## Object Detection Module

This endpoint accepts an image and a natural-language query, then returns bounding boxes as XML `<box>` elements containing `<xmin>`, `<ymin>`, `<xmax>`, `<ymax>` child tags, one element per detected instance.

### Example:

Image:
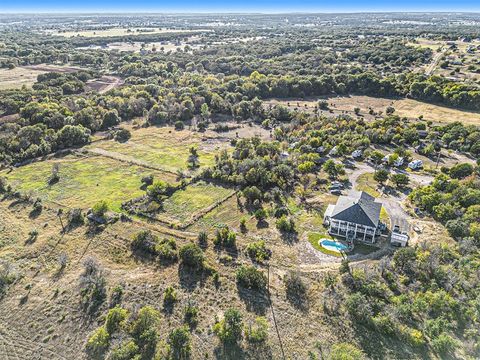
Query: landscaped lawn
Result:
<box><xmin>1</xmin><ymin>154</ymin><xmax>176</xmax><ymax>212</ymax></box>
<box><xmin>355</xmin><ymin>172</ymin><xmax>381</xmax><ymax>198</ymax></box>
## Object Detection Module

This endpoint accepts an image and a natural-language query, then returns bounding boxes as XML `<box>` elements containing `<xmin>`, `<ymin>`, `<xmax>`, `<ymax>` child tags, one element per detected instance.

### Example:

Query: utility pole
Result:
<box><xmin>267</xmin><ymin>263</ymin><xmax>286</xmax><ymax>360</ymax></box>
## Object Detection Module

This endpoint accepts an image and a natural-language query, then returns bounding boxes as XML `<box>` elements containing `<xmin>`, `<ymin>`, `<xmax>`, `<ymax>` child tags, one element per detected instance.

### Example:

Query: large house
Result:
<box><xmin>323</xmin><ymin>191</ymin><xmax>382</xmax><ymax>243</ymax></box>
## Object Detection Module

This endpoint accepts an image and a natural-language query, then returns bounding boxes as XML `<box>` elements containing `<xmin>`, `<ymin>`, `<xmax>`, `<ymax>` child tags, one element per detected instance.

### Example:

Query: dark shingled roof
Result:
<box><xmin>330</xmin><ymin>191</ymin><xmax>381</xmax><ymax>228</ymax></box>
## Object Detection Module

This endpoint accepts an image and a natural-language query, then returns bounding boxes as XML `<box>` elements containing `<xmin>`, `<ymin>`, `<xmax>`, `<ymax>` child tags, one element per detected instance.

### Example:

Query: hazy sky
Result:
<box><xmin>1</xmin><ymin>0</ymin><xmax>480</xmax><ymax>13</ymax></box>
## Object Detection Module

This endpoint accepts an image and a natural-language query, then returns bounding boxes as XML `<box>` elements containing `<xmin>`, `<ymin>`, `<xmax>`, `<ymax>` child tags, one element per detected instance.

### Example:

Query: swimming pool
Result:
<box><xmin>320</xmin><ymin>239</ymin><xmax>348</xmax><ymax>253</ymax></box>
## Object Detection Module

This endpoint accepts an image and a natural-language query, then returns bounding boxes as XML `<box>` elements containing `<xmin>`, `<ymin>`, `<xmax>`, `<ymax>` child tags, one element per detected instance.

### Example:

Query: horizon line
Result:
<box><xmin>1</xmin><ymin>10</ymin><xmax>480</xmax><ymax>14</ymax></box>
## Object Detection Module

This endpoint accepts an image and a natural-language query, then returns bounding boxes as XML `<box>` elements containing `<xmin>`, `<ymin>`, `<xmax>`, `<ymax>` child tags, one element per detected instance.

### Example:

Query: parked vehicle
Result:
<box><xmin>408</xmin><ymin>159</ymin><xmax>423</xmax><ymax>170</ymax></box>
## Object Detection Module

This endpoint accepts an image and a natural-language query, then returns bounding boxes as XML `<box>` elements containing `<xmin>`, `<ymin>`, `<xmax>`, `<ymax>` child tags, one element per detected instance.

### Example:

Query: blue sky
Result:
<box><xmin>1</xmin><ymin>0</ymin><xmax>480</xmax><ymax>13</ymax></box>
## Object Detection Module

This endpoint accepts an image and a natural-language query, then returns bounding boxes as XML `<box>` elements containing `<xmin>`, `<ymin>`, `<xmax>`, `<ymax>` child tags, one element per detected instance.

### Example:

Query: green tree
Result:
<box><xmin>374</xmin><ymin>169</ymin><xmax>389</xmax><ymax>185</ymax></box>
<box><xmin>179</xmin><ymin>243</ymin><xmax>204</xmax><ymax>269</ymax></box>
<box><xmin>168</xmin><ymin>326</ymin><xmax>191</xmax><ymax>359</ymax></box>
<box><xmin>390</xmin><ymin>173</ymin><xmax>409</xmax><ymax>187</ymax></box>
<box><xmin>213</xmin><ymin>308</ymin><xmax>244</xmax><ymax>345</ymax></box>
<box><xmin>245</xmin><ymin>317</ymin><xmax>269</xmax><ymax>344</ymax></box>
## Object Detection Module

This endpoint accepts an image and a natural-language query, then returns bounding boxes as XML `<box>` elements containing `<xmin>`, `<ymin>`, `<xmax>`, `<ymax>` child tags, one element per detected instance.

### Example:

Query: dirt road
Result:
<box><xmin>425</xmin><ymin>46</ymin><xmax>446</xmax><ymax>76</ymax></box>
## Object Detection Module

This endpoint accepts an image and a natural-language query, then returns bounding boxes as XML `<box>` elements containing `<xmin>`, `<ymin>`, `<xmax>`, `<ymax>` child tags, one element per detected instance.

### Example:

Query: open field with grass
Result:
<box><xmin>88</xmin><ymin>125</ymin><xmax>228</xmax><ymax>173</ymax></box>
<box><xmin>161</xmin><ymin>181</ymin><xmax>234</xmax><ymax>223</ymax></box>
<box><xmin>0</xmin><ymin>67</ymin><xmax>46</xmax><ymax>90</ymax></box>
<box><xmin>0</xmin><ymin>64</ymin><xmax>86</xmax><ymax>90</ymax></box>
<box><xmin>1</xmin><ymin>154</ymin><xmax>177</xmax><ymax>212</ymax></box>
<box><xmin>266</xmin><ymin>95</ymin><xmax>480</xmax><ymax>126</ymax></box>
<box><xmin>392</xmin><ymin>98</ymin><xmax>480</xmax><ymax>125</ymax></box>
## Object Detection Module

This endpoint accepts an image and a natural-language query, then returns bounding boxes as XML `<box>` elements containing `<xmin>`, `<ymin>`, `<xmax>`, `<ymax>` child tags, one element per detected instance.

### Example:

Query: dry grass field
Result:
<box><xmin>0</xmin><ymin>67</ymin><xmax>46</xmax><ymax>90</ymax></box>
<box><xmin>0</xmin><ymin>64</ymin><xmax>85</xmax><ymax>90</ymax></box>
<box><xmin>392</xmin><ymin>98</ymin><xmax>480</xmax><ymax>125</ymax></box>
<box><xmin>266</xmin><ymin>95</ymin><xmax>480</xmax><ymax>126</ymax></box>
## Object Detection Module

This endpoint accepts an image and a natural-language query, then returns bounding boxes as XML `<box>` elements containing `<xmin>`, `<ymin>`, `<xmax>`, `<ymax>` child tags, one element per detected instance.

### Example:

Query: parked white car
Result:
<box><xmin>408</xmin><ymin>159</ymin><xmax>423</xmax><ymax>170</ymax></box>
<box><xmin>351</xmin><ymin>149</ymin><xmax>363</xmax><ymax>159</ymax></box>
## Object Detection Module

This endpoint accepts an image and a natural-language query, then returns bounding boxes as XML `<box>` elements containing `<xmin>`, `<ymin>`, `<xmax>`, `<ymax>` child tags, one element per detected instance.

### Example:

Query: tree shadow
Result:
<box><xmin>236</xmin><ymin>285</ymin><xmax>268</xmax><ymax>315</ymax></box>
<box><xmin>279</xmin><ymin>230</ymin><xmax>299</xmax><ymax>245</ymax></box>
<box><xmin>214</xmin><ymin>343</ymin><xmax>246</xmax><ymax>360</ymax></box>
<box><xmin>28</xmin><ymin>206</ymin><xmax>42</xmax><ymax>219</ymax></box>
<box><xmin>256</xmin><ymin>219</ymin><xmax>269</xmax><ymax>229</ymax></box>
<box><xmin>178</xmin><ymin>264</ymin><xmax>208</xmax><ymax>292</ymax></box>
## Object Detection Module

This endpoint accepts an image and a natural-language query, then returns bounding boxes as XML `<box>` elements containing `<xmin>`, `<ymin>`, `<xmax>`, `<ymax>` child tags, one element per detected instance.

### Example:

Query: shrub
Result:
<box><xmin>449</xmin><ymin>163</ymin><xmax>474</xmax><ymax>179</ymax></box>
<box><xmin>276</xmin><ymin>215</ymin><xmax>295</xmax><ymax>233</ymax></box>
<box><xmin>131</xmin><ymin>230</ymin><xmax>159</xmax><ymax>255</ymax></box>
<box><xmin>92</xmin><ymin>200</ymin><xmax>109</xmax><ymax>217</ymax></box>
<box><xmin>329</xmin><ymin>343</ymin><xmax>366</xmax><ymax>360</ymax></box>
<box><xmin>105</xmin><ymin>306</ymin><xmax>128</xmax><ymax>334</ymax></box>
<box><xmin>374</xmin><ymin>169</ymin><xmax>389</xmax><ymax>184</ymax></box>
<box><xmin>147</xmin><ymin>180</ymin><xmax>171</xmax><ymax>201</ymax></box>
<box><xmin>198</xmin><ymin>231</ymin><xmax>208</xmax><ymax>247</ymax></box>
<box><xmin>184</xmin><ymin>304</ymin><xmax>199</xmax><ymax>327</ymax></box>
<box><xmin>245</xmin><ymin>316</ymin><xmax>269</xmax><ymax>343</ymax></box>
<box><xmin>0</xmin><ymin>260</ymin><xmax>17</xmax><ymax>296</ymax></box>
<box><xmin>107</xmin><ymin>340</ymin><xmax>139</xmax><ymax>360</ymax></box>
<box><xmin>141</xmin><ymin>174</ymin><xmax>154</xmax><ymax>187</ymax></box>
<box><xmin>254</xmin><ymin>208</ymin><xmax>267</xmax><ymax>221</ymax></box>
<box><xmin>431</xmin><ymin>333</ymin><xmax>458</xmax><ymax>354</ymax></box>
<box><xmin>86</xmin><ymin>326</ymin><xmax>110</xmax><ymax>356</ymax></box>
<box><xmin>214</xmin><ymin>226</ymin><xmax>236</xmax><ymax>248</ymax></box>
<box><xmin>0</xmin><ymin>177</ymin><xmax>7</xmax><ymax>193</ymax></box>
<box><xmin>174</xmin><ymin>121</ymin><xmax>184</xmax><ymax>130</ymax></box>
<box><xmin>213</xmin><ymin>308</ymin><xmax>243</xmax><ymax>344</ymax></box>
<box><xmin>114</xmin><ymin>128</ymin><xmax>131</xmax><ymax>142</ymax></box>
<box><xmin>245</xmin><ymin>240</ymin><xmax>271</xmax><ymax>263</ymax></box>
<box><xmin>390</xmin><ymin>173</ymin><xmax>410</xmax><ymax>187</ymax></box>
<box><xmin>156</xmin><ymin>238</ymin><xmax>178</xmax><ymax>262</ymax></box>
<box><xmin>163</xmin><ymin>286</ymin><xmax>177</xmax><ymax>306</ymax></box>
<box><xmin>79</xmin><ymin>257</ymin><xmax>106</xmax><ymax>315</ymax></box>
<box><xmin>67</xmin><ymin>208</ymin><xmax>84</xmax><ymax>227</ymax></box>
<box><xmin>345</xmin><ymin>293</ymin><xmax>374</xmax><ymax>324</ymax></box>
<box><xmin>130</xmin><ymin>306</ymin><xmax>160</xmax><ymax>355</ymax></box>
<box><xmin>168</xmin><ymin>326</ymin><xmax>191</xmax><ymax>359</ymax></box>
<box><xmin>236</xmin><ymin>265</ymin><xmax>267</xmax><ymax>290</ymax></box>
<box><xmin>179</xmin><ymin>243</ymin><xmax>204</xmax><ymax>269</ymax></box>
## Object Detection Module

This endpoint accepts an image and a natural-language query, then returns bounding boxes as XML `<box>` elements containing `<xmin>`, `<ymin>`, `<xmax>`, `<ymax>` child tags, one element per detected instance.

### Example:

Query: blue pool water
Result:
<box><xmin>320</xmin><ymin>239</ymin><xmax>348</xmax><ymax>253</ymax></box>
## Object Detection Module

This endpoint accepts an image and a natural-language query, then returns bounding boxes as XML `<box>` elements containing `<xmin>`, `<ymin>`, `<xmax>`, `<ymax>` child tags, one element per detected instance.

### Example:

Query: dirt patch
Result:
<box><xmin>85</xmin><ymin>76</ymin><xmax>124</xmax><ymax>93</ymax></box>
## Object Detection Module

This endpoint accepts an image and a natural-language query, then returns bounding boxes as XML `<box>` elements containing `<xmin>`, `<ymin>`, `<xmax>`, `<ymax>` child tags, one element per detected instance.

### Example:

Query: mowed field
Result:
<box><xmin>86</xmin><ymin>125</ymin><xmax>228</xmax><ymax>173</ymax></box>
<box><xmin>1</xmin><ymin>154</ymin><xmax>177</xmax><ymax>212</ymax></box>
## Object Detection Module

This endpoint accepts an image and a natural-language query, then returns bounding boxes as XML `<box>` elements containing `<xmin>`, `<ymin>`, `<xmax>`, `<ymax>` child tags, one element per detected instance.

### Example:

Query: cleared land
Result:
<box><xmin>87</xmin><ymin>125</ymin><xmax>227</xmax><ymax>173</ymax></box>
<box><xmin>0</xmin><ymin>67</ymin><xmax>46</xmax><ymax>90</ymax></box>
<box><xmin>392</xmin><ymin>98</ymin><xmax>480</xmax><ymax>126</ymax></box>
<box><xmin>161</xmin><ymin>181</ymin><xmax>234</xmax><ymax>223</ymax></box>
<box><xmin>266</xmin><ymin>95</ymin><xmax>480</xmax><ymax>126</ymax></box>
<box><xmin>0</xmin><ymin>64</ymin><xmax>85</xmax><ymax>90</ymax></box>
<box><xmin>1</xmin><ymin>154</ymin><xmax>177</xmax><ymax>212</ymax></box>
